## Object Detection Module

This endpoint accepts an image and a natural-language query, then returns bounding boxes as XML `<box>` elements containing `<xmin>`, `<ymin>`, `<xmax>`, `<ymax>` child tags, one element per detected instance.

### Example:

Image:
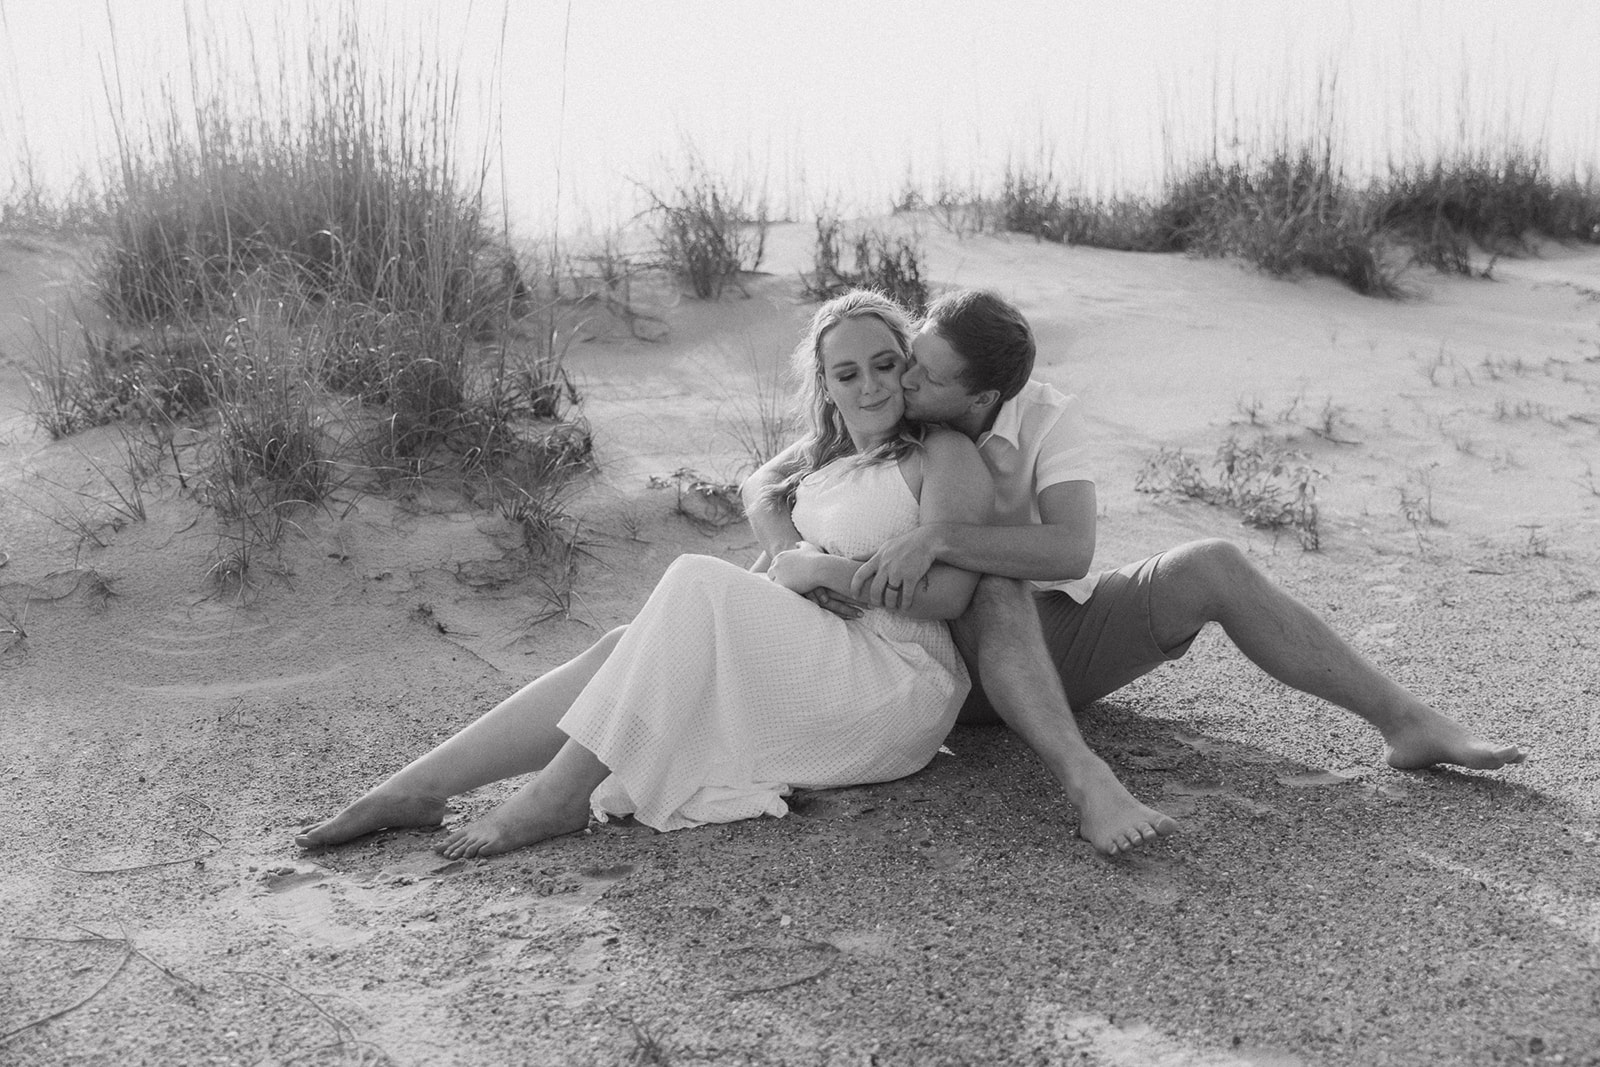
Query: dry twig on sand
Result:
<box><xmin>225</xmin><ymin>969</ymin><xmax>395</xmax><ymax>1066</ymax></box>
<box><xmin>1</xmin><ymin>936</ymin><xmax>135</xmax><ymax>1043</ymax></box>
<box><xmin>55</xmin><ymin>849</ymin><xmax>216</xmax><ymax>875</ymax></box>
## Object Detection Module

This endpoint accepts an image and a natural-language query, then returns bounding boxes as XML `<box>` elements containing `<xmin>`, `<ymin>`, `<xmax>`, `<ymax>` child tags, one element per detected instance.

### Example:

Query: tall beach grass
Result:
<box><xmin>903</xmin><ymin>112</ymin><xmax>1599</xmax><ymax>297</ymax></box>
<box><xmin>14</xmin><ymin>7</ymin><xmax>591</xmax><ymax>583</ymax></box>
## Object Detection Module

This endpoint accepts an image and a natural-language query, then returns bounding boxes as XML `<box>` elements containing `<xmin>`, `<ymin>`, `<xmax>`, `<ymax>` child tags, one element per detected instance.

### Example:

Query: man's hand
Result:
<box><xmin>851</xmin><ymin>527</ymin><xmax>937</xmax><ymax>612</ymax></box>
<box><xmin>806</xmin><ymin>588</ymin><xmax>867</xmax><ymax>620</ymax></box>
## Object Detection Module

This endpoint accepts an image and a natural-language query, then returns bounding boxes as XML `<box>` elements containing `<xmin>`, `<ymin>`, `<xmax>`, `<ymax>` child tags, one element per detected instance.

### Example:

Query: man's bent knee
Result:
<box><xmin>1150</xmin><ymin>539</ymin><xmax>1260</xmax><ymax>646</ymax></box>
<box><xmin>967</xmin><ymin>574</ymin><xmax>1033</xmax><ymax>619</ymax></box>
<box><xmin>1156</xmin><ymin>539</ymin><xmax>1257</xmax><ymax>603</ymax></box>
<box><xmin>953</xmin><ymin>575</ymin><xmax>1034</xmax><ymax>648</ymax></box>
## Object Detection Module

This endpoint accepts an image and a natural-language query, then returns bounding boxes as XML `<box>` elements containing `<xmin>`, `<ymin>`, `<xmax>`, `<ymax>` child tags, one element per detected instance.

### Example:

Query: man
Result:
<box><xmin>743</xmin><ymin>289</ymin><xmax>1525</xmax><ymax>855</ymax></box>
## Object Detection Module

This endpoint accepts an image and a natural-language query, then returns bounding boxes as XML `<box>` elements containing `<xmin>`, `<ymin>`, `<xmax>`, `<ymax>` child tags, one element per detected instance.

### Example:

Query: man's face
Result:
<box><xmin>902</xmin><ymin>324</ymin><xmax>978</xmax><ymax>423</ymax></box>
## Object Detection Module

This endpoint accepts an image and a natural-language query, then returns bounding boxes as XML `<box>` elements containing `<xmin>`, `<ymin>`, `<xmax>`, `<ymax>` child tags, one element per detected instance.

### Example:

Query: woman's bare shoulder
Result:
<box><xmin>921</xmin><ymin>426</ymin><xmax>985</xmax><ymax>469</ymax></box>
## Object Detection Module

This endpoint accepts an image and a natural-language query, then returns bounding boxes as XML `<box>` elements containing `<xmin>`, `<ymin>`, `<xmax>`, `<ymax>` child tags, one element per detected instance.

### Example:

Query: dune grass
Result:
<box><xmin>1374</xmin><ymin>148</ymin><xmax>1600</xmax><ymax>274</ymax></box>
<box><xmin>642</xmin><ymin>149</ymin><xmax>770</xmax><ymax>300</ymax></box>
<box><xmin>802</xmin><ymin>212</ymin><xmax>930</xmax><ymax>315</ymax></box>
<box><xmin>15</xmin><ymin>10</ymin><xmax>591</xmax><ymax>587</ymax></box>
<box><xmin>909</xmin><ymin>137</ymin><xmax>1600</xmax><ymax>297</ymax></box>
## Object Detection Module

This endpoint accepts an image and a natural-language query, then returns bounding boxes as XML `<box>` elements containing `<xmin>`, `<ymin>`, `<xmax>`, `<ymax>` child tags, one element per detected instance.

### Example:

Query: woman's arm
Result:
<box><xmin>740</xmin><ymin>441</ymin><xmax>807</xmax><ymax>563</ymax></box>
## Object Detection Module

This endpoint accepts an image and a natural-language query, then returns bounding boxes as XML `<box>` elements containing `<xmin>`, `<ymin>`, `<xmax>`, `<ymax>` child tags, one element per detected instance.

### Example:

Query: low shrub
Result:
<box><xmin>643</xmin><ymin>152</ymin><xmax>769</xmax><ymax>299</ymax></box>
<box><xmin>1375</xmin><ymin>149</ymin><xmax>1600</xmax><ymax>275</ymax></box>
<box><xmin>803</xmin><ymin>214</ymin><xmax>930</xmax><ymax>315</ymax></box>
<box><xmin>1136</xmin><ymin>434</ymin><xmax>1324</xmax><ymax>550</ymax></box>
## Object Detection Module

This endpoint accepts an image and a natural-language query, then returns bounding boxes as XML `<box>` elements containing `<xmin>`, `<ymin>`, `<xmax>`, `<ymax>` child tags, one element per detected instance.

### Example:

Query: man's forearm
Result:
<box><xmin>926</xmin><ymin>522</ymin><xmax>1094</xmax><ymax>584</ymax></box>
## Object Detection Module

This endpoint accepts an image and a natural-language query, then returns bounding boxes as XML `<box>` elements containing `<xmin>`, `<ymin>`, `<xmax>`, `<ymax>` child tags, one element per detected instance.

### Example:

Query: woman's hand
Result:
<box><xmin>768</xmin><ymin>542</ymin><xmax>827</xmax><ymax>594</ymax></box>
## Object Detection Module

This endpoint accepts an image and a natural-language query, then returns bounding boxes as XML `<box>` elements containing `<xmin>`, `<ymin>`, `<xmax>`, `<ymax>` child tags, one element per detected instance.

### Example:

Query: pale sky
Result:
<box><xmin>3</xmin><ymin>0</ymin><xmax>1597</xmax><ymax>233</ymax></box>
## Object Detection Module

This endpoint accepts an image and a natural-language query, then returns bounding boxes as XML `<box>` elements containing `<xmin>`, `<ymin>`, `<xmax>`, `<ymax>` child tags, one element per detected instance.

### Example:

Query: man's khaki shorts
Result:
<box><xmin>957</xmin><ymin>552</ymin><xmax>1199</xmax><ymax>721</ymax></box>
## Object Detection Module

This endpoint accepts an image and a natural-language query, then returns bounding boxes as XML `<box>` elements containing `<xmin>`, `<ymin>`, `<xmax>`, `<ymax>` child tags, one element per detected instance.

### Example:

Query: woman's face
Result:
<box><xmin>818</xmin><ymin>315</ymin><xmax>906</xmax><ymax>445</ymax></box>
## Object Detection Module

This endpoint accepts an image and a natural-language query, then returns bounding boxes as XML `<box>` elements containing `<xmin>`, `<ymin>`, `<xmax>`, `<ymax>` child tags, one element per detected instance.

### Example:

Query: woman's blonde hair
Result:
<box><xmin>762</xmin><ymin>289</ymin><xmax>924</xmax><ymax>508</ymax></box>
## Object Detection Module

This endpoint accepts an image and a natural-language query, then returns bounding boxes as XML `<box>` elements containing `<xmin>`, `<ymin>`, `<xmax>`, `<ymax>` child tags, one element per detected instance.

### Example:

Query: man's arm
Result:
<box><xmin>851</xmin><ymin>480</ymin><xmax>1096</xmax><ymax>604</ymax></box>
<box><xmin>771</xmin><ymin>430</ymin><xmax>992</xmax><ymax>621</ymax></box>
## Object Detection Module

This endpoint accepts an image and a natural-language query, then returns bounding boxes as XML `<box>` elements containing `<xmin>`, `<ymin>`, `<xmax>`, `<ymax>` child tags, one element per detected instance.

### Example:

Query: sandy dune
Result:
<box><xmin>1</xmin><ymin>223</ymin><xmax>1597</xmax><ymax>1065</ymax></box>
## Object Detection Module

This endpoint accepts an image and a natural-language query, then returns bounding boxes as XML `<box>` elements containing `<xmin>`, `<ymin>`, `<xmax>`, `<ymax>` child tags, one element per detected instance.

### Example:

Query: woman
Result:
<box><xmin>296</xmin><ymin>290</ymin><xmax>993</xmax><ymax>858</ymax></box>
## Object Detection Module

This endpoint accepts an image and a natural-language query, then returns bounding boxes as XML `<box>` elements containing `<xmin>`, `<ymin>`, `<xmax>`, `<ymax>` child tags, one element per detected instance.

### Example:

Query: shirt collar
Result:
<box><xmin>976</xmin><ymin>394</ymin><xmax>1025</xmax><ymax>451</ymax></box>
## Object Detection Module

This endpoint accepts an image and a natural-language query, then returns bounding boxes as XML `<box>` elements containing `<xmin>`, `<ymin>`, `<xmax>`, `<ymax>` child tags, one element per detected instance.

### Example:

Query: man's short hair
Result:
<box><xmin>922</xmin><ymin>289</ymin><xmax>1035</xmax><ymax>404</ymax></box>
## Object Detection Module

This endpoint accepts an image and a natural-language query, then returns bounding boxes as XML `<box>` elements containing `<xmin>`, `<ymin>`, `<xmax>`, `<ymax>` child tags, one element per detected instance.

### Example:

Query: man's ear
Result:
<box><xmin>967</xmin><ymin>388</ymin><xmax>1002</xmax><ymax>416</ymax></box>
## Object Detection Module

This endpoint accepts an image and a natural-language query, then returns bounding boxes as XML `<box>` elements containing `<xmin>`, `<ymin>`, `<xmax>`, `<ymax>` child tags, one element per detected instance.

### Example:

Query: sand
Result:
<box><xmin>1</xmin><ymin>221</ymin><xmax>1597</xmax><ymax>1066</ymax></box>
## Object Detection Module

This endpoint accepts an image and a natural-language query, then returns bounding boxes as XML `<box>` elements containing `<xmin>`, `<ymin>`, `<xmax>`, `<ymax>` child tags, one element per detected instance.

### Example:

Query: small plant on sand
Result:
<box><xmin>1518</xmin><ymin>524</ymin><xmax>1549</xmax><ymax>558</ymax></box>
<box><xmin>1398</xmin><ymin>463</ymin><xmax>1443</xmax><ymax>552</ymax></box>
<box><xmin>923</xmin><ymin>175</ymin><xmax>991</xmax><ymax>238</ymax></box>
<box><xmin>1136</xmin><ymin>435</ymin><xmax>1323</xmax><ymax>549</ymax></box>
<box><xmin>802</xmin><ymin>213</ymin><xmax>931</xmax><ymax>315</ymax></box>
<box><xmin>21</xmin><ymin>441</ymin><xmax>150</xmax><ymax>559</ymax></box>
<box><xmin>643</xmin><ymin>149</ymin><xmax>770</xmax><ymax>300</ymax></box>
<box><xmin>649</xmin><ymin>468</ymin><xmax>745</xmax><ymax>530</ymax></box>
<box><xmin>0</xmin><ymin>599</ymin><xmax>26</xmax><ymax>665</ymax></box>
<box><xmin>1579</xmin><ymin>463</ymin><xmax>1600</xmax><ymax>499</ymax></box>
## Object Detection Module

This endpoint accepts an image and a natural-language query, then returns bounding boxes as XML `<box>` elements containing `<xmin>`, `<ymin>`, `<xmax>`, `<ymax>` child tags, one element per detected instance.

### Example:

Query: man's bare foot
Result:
<box><xmin>1384</xmin><ymin>712</ymin><xmax>1526</xmax><ymax>771</ymax></box>
<box><xmin>436</xmin><ymin>787</ymin><xmax>590</xmax><ymax>860</ymax></box>
<box><xmin>1068</xmin><ymin>756</ymin><xmax>1180</xmax><ymax>856</ymax></box>
<box><xmin>294</xmin><ymin>790</ymin><xmax>447</xmax><ymax>848</ymax></box>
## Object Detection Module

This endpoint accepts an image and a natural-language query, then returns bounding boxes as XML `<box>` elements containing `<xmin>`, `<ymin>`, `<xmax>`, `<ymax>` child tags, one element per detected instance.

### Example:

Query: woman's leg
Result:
<box><xmin>436</xmin><ymin>737</ymin><xmax>612</xmax><ymax>859</ymax></box>
<box><xmin>295</xmin><ymin>626</ymin><xmax>627</xmax><ymax>847</ymax></box>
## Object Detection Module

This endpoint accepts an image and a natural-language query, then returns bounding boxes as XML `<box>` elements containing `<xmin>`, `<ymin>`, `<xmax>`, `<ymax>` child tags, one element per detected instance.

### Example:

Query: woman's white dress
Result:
<box><xmin>558</xmin><ymin>455</ymin><xmax>970</xmax><ymax>831</ymax></box>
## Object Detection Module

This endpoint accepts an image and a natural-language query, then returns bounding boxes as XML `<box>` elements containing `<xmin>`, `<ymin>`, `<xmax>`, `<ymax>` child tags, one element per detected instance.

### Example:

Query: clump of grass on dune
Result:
<box><xmin>643</xmin><ymin>148</ymin><xmax>770</xmax><ymax>300</ymax></box>
<box><xmin>0</xmin><ymin>158</ymin><xmax>110</xmax><ymax>235</ymax></box>
<box><xmin>1155</xmin><ymin>144</ymin><xmax>1398</xmax><ymax>296</ymax></box>
<box><xmin>1375</xmin><ymin>147</ymin><xmax>1600</xmax><ymax>274</ymax></box>
<box><xmin>23</xmin><ymin>10</ymin><xmax>592</xmax><ymax>584</ymax></box>
<box><xmin>995</xmin><ymin>159</ymin><xmax>1165</xmax><ymax>251</ymax></box>
<box><xmin>976</xmin><ymin>130</ymin><xmax>1396</xmax><ymax>294</ymax></box>
<box><xmin>914</xmin><ymin>129</ymin><xmax>1599</xmax><ymax>298</ymax></box>
<box><xmin>803</xmin><ymin>212</ymin><xmax>930</xmax><ymax>315</ymax></box>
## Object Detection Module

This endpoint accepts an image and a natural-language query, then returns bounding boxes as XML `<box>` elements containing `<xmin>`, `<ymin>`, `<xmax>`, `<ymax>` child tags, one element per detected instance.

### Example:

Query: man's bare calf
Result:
<box><xmin>1148</xmin><ymin>539</ymin><xmax>1526</xmax><ymax>772</ymax></box>
<box><xmin>956</xmin><ymin>576</ymin><xmax>1179</xmax><ymax>857</ymax></box>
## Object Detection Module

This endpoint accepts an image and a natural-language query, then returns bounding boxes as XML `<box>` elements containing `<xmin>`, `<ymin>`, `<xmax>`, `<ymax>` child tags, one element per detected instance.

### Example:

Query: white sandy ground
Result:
<box><xmin>0</xmin><ymin>221</ymin><xmax>1597</xmax><ymax>1066</ymax></box>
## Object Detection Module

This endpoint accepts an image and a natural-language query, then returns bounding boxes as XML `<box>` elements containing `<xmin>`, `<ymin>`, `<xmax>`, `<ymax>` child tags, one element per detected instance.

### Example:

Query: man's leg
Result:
<box><xmin>953</xmin><ymin>575</ymin><xmax>1178</xmax><ymax>855</ymax></box>
<box><xmin>1146</xmin><ymin>539</ymin><xmax>1524</xmax><ymax>769</ymax></box>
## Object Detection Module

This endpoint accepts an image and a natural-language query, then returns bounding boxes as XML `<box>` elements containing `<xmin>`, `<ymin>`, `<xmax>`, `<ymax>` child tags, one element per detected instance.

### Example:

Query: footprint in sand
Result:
<box><xmin>1115</xmin><ymin>851</ymin><xmax>1186</xmax><ymax>905</ymax></box>
<box><xmin>1162</xmin><ymin>779</ymin><xmax>1274</xmax><ymax>818</ymax></box>
<box><xmin>471</xmin><ymin>862</ymin><xmax>635</xmax><ymax>935</ymax></box>
<box><xmin>1276</xmin><ymin>769</ymin><xmax>1353</xmax><ymax>788</ymax></box>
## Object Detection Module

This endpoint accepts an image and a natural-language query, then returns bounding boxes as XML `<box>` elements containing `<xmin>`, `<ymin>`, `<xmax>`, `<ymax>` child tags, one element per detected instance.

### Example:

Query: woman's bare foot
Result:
<box><xmin>1384</xmin><ymin>712</ymin><xmax>1526</xmax><ymax>771</ymax></box>
<box><xmin>436</xmin><ymin>786</ymin><xmax>591</xmax><ymax>860</ymax></box>
<box><xmin>1068</xmin><ymin>756</ymin><xmax>1180</xmax><ymax>856</ymax></box>
<box><xmin>294</xmin><ymin>790</ymin><xmax>447</xmax><ymax>848</ymax></box>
